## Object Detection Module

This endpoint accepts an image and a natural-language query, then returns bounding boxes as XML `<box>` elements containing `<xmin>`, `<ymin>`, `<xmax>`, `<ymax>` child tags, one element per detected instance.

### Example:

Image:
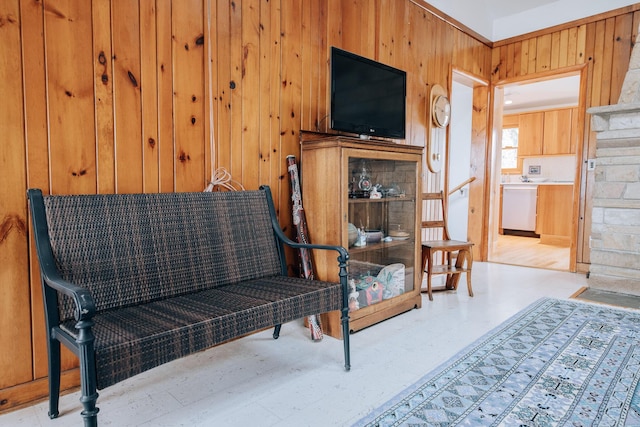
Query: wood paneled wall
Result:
<box><xmin>2</xmin><ymin>0</ymin><xmax>637</xmax><ymax>412</ymax></box>
<box><xmin>491</xmin><ymin>4</ymin><xmax>640</xmax><ymax>270</ymax></box>
<box><xmin>0</xmin><ymin>0</ymin><xmax>492</xmax><ymax>411</ymax></box>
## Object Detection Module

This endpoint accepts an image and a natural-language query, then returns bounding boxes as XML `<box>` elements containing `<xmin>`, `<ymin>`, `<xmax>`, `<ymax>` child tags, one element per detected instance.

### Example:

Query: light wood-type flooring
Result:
<box><xmin>491</xmin><ymin>234</ymin><xmax>570</xmax><ymax>271</ymax></box>
<box><xmin>0</xmin><ymin>263</ymin><xmax>587</xmax><ymax>427</ymax></box>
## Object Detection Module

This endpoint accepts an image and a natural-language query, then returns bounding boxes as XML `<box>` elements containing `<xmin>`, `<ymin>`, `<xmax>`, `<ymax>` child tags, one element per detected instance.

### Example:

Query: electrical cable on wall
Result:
<box><xmin>204</xmin><ymin>167</ymin><xmax>245</xmax><ymax>192</ymax></box>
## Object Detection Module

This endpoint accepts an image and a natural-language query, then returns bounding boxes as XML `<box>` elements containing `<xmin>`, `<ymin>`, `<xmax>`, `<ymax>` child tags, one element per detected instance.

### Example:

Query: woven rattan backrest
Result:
<box><xmin>43</xmin><ymin>190</ymin><xmax>282</xmax><ymax>321</ymax></box>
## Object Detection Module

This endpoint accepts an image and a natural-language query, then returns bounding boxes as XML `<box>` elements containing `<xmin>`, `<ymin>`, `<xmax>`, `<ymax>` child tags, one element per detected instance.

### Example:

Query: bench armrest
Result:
<box><xmin>260</xmin><ymin>186</ymin><xmax>349</xmax><ymax>266</ymax></box>
<box><xmin>42</xmin><ymin>275</ymin><xmax>97</xmax><ymax>322</ymax></box>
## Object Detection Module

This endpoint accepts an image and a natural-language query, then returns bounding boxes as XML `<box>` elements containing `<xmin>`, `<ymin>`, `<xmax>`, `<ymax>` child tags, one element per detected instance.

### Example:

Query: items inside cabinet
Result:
<box><xmin>346</xmin><ymin>157</ymin><xmax>416</xmax><ymax>312</ymax></box>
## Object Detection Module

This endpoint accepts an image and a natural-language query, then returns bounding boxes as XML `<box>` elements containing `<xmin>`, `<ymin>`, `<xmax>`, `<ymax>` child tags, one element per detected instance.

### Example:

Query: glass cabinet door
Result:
<box><xmin>346</xmin><ymin>156</ymin><xmax>417</xmax><ymax>312</ymax></box>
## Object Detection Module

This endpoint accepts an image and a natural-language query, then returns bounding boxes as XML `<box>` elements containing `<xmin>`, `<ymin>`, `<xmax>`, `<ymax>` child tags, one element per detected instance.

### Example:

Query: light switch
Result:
<box><xmin>587</xmin><ymin>159</ymin><xmax>596</xmax><ymax>171</ymax></box>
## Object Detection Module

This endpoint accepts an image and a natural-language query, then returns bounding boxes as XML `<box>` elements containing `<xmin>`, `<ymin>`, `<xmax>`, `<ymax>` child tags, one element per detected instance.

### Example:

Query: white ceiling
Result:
<box><xmin>502</xmin><ymin>75</ymin><xmax>580</xmax><ymax>113</ymax></box>
<box><xmin>426</xmin><ymin>0</ymin><xmax>639</xmax><ymax>41</ymax></box>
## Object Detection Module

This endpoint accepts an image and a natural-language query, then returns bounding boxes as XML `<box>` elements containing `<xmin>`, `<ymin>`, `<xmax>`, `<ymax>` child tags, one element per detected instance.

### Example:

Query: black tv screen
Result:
<box><xmin>330</xmin><ymin>47</ymin><xmax>406</xmax><ymax>139</ymax></box>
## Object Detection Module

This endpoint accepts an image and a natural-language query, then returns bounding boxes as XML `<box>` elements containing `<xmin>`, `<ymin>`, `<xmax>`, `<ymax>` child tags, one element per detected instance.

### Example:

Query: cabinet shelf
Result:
<box><xmin>300</xmin><ymin>131</ymin><xmax>423</xmax><ymax>338</ymax></box>
<box><xmin>348</xmin><ymin>239</ymin><xmax>414</xmax><ymax>255</ymax></box>
<box><xmin>348</xmin><ymin>197</ymin><xmax>415</xmax><ymax>204</ymax></box>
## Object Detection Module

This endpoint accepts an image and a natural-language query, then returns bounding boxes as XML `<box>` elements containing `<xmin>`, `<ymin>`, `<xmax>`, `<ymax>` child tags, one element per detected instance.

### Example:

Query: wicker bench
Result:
<box><xmin>27</xmin><ymin>186</ymin><xmax>350</xmax><ymax>427</ymax></box>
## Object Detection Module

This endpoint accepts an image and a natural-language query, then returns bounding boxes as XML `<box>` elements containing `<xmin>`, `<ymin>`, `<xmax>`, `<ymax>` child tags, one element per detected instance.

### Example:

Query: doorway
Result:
<box><xmin>488</xmin><ymin>73</ymin><xmax>581</xmax><ymax>271</ymax></box>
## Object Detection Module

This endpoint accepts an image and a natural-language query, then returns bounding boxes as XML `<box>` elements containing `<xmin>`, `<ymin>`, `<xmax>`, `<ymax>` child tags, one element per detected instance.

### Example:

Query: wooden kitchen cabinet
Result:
<box><xmin>535</xmin><ymin>184</ymin><xmax>573</xmax><ymax>246</ymax></box>
<box><xmin>543</xmin><ymin>108</ymin><xmax>575</xmax><ymax>155</ymax></box>
<box><xmin>300</xmin><ymin>132</ymin><xmax>423</xmax><ymax>338</ymax></box>
<box><xmin>514</xmin><ymin>107</ymin><xmax>577</xmax><ymax>157</ymax></box>
<box><xmin>517</xmin><ymin>111</ymin><xmax>544</xmax><ymax>156</ymax></box>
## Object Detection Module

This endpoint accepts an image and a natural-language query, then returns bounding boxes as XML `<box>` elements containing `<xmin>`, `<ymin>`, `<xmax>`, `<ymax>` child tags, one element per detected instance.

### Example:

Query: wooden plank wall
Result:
<box><xmin>491</xmin><ymin>5</ymin><xmax>640</xmax><ymax>271</ymax></box>
<box><xmin>0</xmin><ymin>0</ymin><xmax>491</xmax><ymax>411</ymax></box>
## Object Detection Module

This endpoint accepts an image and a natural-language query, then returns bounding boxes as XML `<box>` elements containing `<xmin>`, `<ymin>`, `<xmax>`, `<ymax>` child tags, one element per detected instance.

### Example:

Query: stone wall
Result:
<box><xmin>588</xmin><ymin>103</ymin><xmax>640</xmax><ymax>295</ymax></box>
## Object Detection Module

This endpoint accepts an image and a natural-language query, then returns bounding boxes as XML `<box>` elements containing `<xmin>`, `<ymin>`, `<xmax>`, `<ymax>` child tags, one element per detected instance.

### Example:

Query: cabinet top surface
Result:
<box><xmin>300</xmin><ymin>131</ymin><xmax>423</xmax><ymax>155</ymax></box>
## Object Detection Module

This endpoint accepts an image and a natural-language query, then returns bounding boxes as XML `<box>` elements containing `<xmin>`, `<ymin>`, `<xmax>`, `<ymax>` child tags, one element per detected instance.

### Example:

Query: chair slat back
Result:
<box><xmin>421</xmin><ymin>191</ymin><xmax>451</xmax><ymax>241</ymax></box>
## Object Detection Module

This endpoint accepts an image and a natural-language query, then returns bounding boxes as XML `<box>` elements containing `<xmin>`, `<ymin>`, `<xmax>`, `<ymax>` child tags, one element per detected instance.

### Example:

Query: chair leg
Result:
<box><xmin>426</xmin><ymin>250</ymin><xmax>434</xmax><ymax>301</ymax></box>
<box><xmin>445</xmin><ymin>252</ymin><xmax>455</xmax><ymax>290</ymax></box>
<box><xmin>420</xmin><ymin>247</ymin><xmax>434</xmax><ymax>301</ymax></box>
<box><xmin>448</xmin><ymin>251</ymin><xmax>463</xmax><ymax>290</ymax></box>
<box><xmin>465</xmin><ymin>249</ymin><xmax>474</xmax><ymax>297</ymax></box>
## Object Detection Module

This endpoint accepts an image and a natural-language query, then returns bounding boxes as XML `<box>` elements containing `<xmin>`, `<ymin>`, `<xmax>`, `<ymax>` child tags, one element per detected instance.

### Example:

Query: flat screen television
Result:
<box><xmin>330</xmin><ymin>47</ymin><xmax>406</xmax><ymax>139</ymax></box>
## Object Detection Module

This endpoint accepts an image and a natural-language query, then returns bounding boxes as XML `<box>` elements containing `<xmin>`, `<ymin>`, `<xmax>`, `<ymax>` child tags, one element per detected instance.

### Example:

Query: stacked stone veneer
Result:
<box><xmin>588</xmin><ymin>104</ymin><xmax>640</xmax><ymax>295</ymax></box>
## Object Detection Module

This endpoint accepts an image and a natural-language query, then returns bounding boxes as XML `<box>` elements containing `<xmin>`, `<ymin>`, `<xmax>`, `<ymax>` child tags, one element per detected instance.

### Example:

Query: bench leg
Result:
<box><xmin>341</xmin><ymin>307</ymin><xmax>351</xmax><ymax>371</ymax></box>
<box><xmin>47</xmin><ymin>337</ymin><xmax>61</xmax><ymax>419</ymax></box>
<box><xmin>273</xmin><ymin>324</ymin><xmax>281</xmax><ymax>339</ymax></box>
<box><xmin>76</xmin><ymin>319</ymin><xmax>99</xmax><ymax>427</ymax></box>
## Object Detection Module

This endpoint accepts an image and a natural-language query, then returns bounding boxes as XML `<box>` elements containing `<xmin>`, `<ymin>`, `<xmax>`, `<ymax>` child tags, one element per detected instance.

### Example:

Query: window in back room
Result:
<box><xmin>501</xmin><ymin>115</ymin><xmax>520</xmax><ymax>173</ymax></box>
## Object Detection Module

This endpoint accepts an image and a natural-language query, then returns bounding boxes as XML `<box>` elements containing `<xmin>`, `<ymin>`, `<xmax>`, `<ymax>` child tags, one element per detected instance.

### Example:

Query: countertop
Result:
<box><xmin>501</xmin><ymin>181</ymin><xmax>573</xmax><ymax>186</ymax></box>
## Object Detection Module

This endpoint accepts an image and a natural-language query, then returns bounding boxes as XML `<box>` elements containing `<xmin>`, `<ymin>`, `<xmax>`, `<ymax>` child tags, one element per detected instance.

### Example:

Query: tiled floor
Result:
<box><xmin>0</xmin><ymin>263</ymin><xmax>592</xmax><ymax>427</ymax></box>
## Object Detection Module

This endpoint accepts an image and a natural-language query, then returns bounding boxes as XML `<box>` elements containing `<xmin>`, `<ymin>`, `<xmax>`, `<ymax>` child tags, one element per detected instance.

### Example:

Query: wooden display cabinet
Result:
<box><xmin>300</xmin><ymin>132</ymin><xmax>423</xmax><ymax>338</ymax></box>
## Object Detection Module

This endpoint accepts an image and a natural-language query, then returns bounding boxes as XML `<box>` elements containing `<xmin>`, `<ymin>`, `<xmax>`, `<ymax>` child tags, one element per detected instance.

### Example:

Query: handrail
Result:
<box><xmin>448</xmin><ymin>176</ymin><xmax>476</xmax><ymax>195</ymax></box>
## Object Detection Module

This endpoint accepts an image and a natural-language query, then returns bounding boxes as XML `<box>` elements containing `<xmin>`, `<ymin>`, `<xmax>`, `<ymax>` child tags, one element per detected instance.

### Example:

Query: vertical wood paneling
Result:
<box><xmin>575</xmin><ymin>25</ymin><xmax>587</xmax><ymax>65</ymax></box>
<box><xmin>377</xmin><ymin>0</ymin><xmax>406</xmax><ymax>71</ymax></box>
<box><xmin>566</xmin><ymin>27</ymin><xmax>578</xmax><ymax>66</ymax></box>
<box><xmin>140</xmin><ymin>0</ymin><xmax>159</xmax><ymax>193</ymax></box>
<box><xmin>214</xmin><ymin>0</ymin><xmax>231</xmax><ymax>174</ymax></box>
<box><xmin>557</xmin><ymin>29</ymin><xmax>569</xmax><ymax>68</ymax></box>
<box><xmin>550</xmin><ymin>31</ymin><xmax>561</xmax><ymax>69</ymax></box>
<box><xmin>204</xmin><ymin>0</ymin><xmax>216</xmax><ymax>185</ymax></box>
<box><xmin>519</xmin><ymin>40</ymin><xmax>529</xmax><ymax>77</ymax></box>
<box><xmin>45</xmin><ymin>0</ymin><xmax>96</xmax><ymax>195</ymax></box>
<box><xmin>612</xmin><ymin>14</ymin><xmax>634</xmax><ymax>104</ymax></box>
<box><xmin>93</xmin><ymin>0</ymin><xmax>116</xmax><ymax>194</ymax></box>
<box><xmin>536</xmin><ymin>33</ymin><xmax>551</xmax><ymax>73</ymax></box>
<box><xmin>600</xmin><ymin>18</ymin><xmax>616</xmax><ymax>106</ymax></box>
<box><xmin>527</xmin><ymin>38</ymin><xmax>537</xmax><ymax>74</ymax></box>
<box><xmin>228</xmin><ymin>0</ymin><xmax>244</xmax><ymax>184</ymax></box>
<box><xmin>280</xmin><ymin>0</ymin><xmax>303</xmax><ymax>215</ymax></box>
<box><xmin>265</xmin><ymin>0</ymin><xmax>282</xmax><ymax>194</ymax></box>
<box><xmin>512</xmin><ymin>41</ymin><xmax>522</xmax><ymax>76</ymax></box>
<box><xmin>240</xmin><ymin>0</ymin><xmax>260</xmax><ymax>189</ymax></box>
<box><xmin>405</xmin><ymin>4</ymin><xmax>428</xmax><ymax>147</ymax></box>
<box><xmin>0</xmin><ymin>0</ymin><xmax>31</xmax><ymax>390</ymax></box>
<box><xmin>173</xmin><ymin>0</ymin><xmax>206</xmax><ymax>191</ymax></box>
<box><xmin>157</xmin><ymin>0</ymin><xmax>175</xmax><ymax>192</ymax></box>
<box><xmin>112</xmin><ymin>1</ymin><xmax>143</xmax><ymax>193</ymax></box>
<box><xmin>300</xmin><ymin>0</ymin><xmax>314</xmax><ymax>132</ymax></box>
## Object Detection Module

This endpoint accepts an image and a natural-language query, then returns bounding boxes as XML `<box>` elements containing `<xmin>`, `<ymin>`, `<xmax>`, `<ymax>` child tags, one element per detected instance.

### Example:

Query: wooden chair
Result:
<box><xmin>421</xmin><ymin>191</ymin><xmax>474</xmax><ymax>301</ymax></box>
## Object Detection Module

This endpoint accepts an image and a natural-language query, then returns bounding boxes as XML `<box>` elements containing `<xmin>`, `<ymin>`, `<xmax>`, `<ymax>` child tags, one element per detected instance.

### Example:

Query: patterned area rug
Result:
<box><xmin>354</xmin><ymin>298</ymin><xmax>640</xmax><ymax>426</ymax></box>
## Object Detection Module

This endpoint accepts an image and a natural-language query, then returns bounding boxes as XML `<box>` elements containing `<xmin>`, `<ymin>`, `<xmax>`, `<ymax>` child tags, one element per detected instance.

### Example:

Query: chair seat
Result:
<box><xmin>422</xmin><ymin>239</ymin><xmax>473</xmax><ymax>250</ymax></box>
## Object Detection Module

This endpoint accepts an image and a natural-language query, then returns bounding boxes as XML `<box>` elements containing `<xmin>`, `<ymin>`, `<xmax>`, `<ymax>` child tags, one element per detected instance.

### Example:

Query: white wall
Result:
<box><xmin>448</xmin><ymin>80</ymin><xmax>473</xmax><ymax>241</ymax></box>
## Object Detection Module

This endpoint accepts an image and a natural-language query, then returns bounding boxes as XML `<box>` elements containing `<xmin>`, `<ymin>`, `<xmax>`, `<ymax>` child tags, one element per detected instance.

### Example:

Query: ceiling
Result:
<box><xmin>425</xmin><ymin>0</ymin><xmax>639</xmax><ymax>41</ymax></box>
<box><xmin>502</xmin><ymin>75</ymin><xmax>580</xmax><ymax>113</ymax></box>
